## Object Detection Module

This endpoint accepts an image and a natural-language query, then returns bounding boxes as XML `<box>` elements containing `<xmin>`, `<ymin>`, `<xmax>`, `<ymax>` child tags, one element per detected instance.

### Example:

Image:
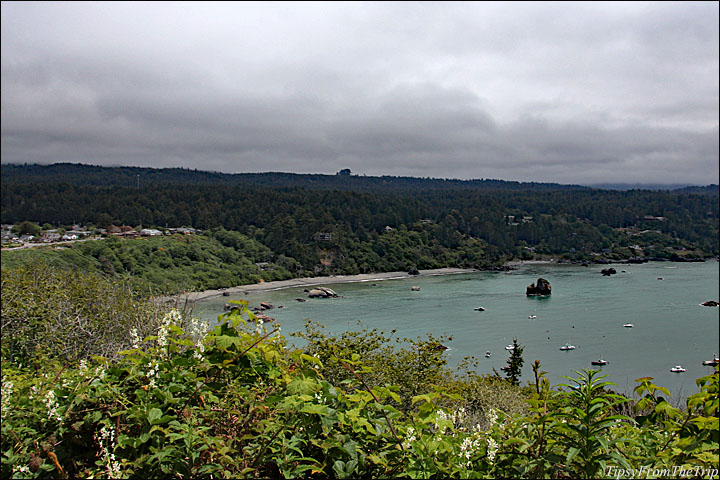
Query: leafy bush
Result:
<box><xmin>1</xmin><ymin>302</ymin><xmax>717</xmax><ymax>478</ymax></box>
<box><xmin>1</xmin><ymin>262</ymin><xmax>172</xmax><ymax>364</ymax></box>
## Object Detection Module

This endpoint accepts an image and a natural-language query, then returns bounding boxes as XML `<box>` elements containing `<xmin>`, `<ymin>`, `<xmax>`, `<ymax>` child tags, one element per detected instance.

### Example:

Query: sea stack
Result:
<box><xmin>526</xmin><ymin>278</ymin><xmax>552</xmax><ymax>296</ymax></box>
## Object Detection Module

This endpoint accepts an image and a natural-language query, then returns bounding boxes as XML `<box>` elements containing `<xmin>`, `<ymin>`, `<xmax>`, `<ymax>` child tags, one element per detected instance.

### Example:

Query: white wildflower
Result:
<box><xmin>78</xmin><ymin>359</ymin><xmax>89</xmax><ymax>377</ymax></box>
<box><xmin>96</xmin><ymin>426</ymin><xmax>121</xmax><ymax>479</ymax></box>
<box><xmin>1</xmin><ymin>377</ymin><xmax>13</xmax><ymax>419</ymax></box>
<box><xmin>459</xmin><ymin>435</ymin><xmax>482</xmax><ymax>468</ymax></box>
<box><xmin>157</xmin><ymin>308</ymin><xmax>181</xmax><ymax>350</ymax></box>
<box><xmin>43</xmin><ymin>390</ymin><xmax>62</xmax><ymax>423</ymax></box>
<box><xmin>146</xmin><ymin>361</ymin><xmax>159</xmax><ymax>389</ymax></box>
<box><xmin>188</xmin><ymin>317</ymin><xmax>208</xmax><ymax>360</ymax></box>
<box><xmin>486</xmin><ymin>408</ymin><xmax>498</xmax><ymax>428</ymax></box>
<box><xmin>402</xmin><ymin>427</ymin><xmax>416</xmax><ymax>450</ymax></box>
<box><xmin>486</xmin><ymin>437</ymin><xmax>499</xmax><ymax>465</ymax></box>
<box><xmin>130</xmin><ymin>328</ymin><xmax>141</xmax><ymax>350</ymax></box>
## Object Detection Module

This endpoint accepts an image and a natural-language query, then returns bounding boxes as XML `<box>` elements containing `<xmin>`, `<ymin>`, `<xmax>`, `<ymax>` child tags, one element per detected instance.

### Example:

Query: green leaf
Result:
<box><xmin>566</xmin><ymin>447</ymin><xmax>580</xmax><ymax>464</ymax></box>
<box><xmin>288</xmin><ymin>376</ymin><xmax>319</xmax><ymax>395</ymax></box>
<box><xmin>147</xmin><ymin>407</ymin><xmax>163</xmax><ymax>425</ymax></box>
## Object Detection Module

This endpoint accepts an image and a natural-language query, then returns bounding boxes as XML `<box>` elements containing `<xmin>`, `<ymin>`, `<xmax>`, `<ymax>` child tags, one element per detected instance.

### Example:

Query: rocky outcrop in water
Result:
<box><xmin>526</xmin><ymin>278</ymin><xmax>551</xmax><ymax>296</ymax></box>
<box><xmin>308</xmin><ymin>287</ymin><xmax>339</xmax><ymax>298</ymax></box>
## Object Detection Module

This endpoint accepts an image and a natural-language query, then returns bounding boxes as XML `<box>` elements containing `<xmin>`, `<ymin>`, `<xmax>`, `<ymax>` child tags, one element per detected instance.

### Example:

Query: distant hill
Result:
<box><xmin>0</xmin><ymin>163</ymin><xmax>588</xmax><ymax>193</ymax></box>
<box><xmin>2</xmin><ymin>162</ymin><xmax>717</xmax><ymax>278</ymax></box>
<box><xmin>588</xmin><ymin>183</ymin><xmax>718</xmax><ymax>193</ymax></box>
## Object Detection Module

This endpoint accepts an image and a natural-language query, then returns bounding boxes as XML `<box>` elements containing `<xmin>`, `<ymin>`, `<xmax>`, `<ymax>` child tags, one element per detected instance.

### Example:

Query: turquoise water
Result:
<box><xmin>193</xmin><ymin>260</ymin><xmax>719</xmax><ymax>399</ymax></box>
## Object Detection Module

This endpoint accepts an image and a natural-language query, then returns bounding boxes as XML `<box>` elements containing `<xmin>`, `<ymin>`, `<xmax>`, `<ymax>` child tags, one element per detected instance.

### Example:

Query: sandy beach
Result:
<box><xmin>161</xmin><ymin>267</ymin><xmax>478</xmax><ymax>304</ymax></box>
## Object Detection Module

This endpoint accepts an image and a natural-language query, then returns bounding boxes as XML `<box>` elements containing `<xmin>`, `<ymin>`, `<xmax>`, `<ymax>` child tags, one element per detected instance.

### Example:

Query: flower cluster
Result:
<box><xmin>43</xmin><ymin>390</ymin><xmax>62</xmax><ymax>423</ymax></box>
<box><xmin>95</xmin><ymin>425</ymin><xmax>121</xmax><ymax>479</ymax></box>
<box><xmin>459</xmin><ymin>434</ymin><xmax>483</xmax><ymax>469</ymax></box>
<box><xmin>402</xmin><ymin>427</ymin><xmax>417</xmax><ymax>450</ymax></box>
<box><xmin>435</xmin><ymin>407</ymin><xmax>466</xmax><ymax>434</ymax></box>
<box><xmin>78</xmin><ymin>359</ymin><xmax>90</xmax><ymax>377</ymax></box>
<box><xmin>485</xmin><ymin>408</ymin><xmax>498</xmax><ymax>429</ymax></box>
<box><xmin>486</xmin><ymin>437</ymin><xmax>499</xmax><ymax>465</ymax></box>
<box><xmin>255</xmin><ymin>316</ymin><xmax>265</xmax><ymax>334</ymax></box>
<box><xmin>146</xmin><ymin>361</ymin><xmax>159</xmax><ymax>389</ymax></box>
<box><xmin>130</xmin><ymin>327</ymin><xmax>141</xmax><ymax>350</ymax></box>
<box><xmin>188</xmin><ymin>317</ymin><xmax>209</xmax><ymax>360</ymax></box>
<box><xmin>1</xmin><ymin>377</ymin><xmax>13</xmax><ymax>420</ymax></box>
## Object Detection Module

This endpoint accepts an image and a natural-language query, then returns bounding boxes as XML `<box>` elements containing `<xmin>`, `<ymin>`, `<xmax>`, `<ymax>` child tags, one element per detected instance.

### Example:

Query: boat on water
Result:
<box><xmin>505</xmin><ymin>344</ymin><xmax>515</xmax><ymax>351</ymax></box>
<box><xmin>500</xmin><ymin>366</ymin><xmax>510</xmax><ymax>371</ymax></box>
<box><xmin>670</xmin><ymin>365</ymin><xmax>686</xmax><ymax>373</ymax></box>
<box><xmin>623</xmin><ymin>323</ymin><xmax>634</xmax><ymax>328</ymax></box>
<box><xmin>474</xmin><ymin>307</ymin><xmax>485</xmax><ymax>311</ymax></box>
<box><xmin>591</xmin><ymin>358</ymin><xmax>608</xmax><ymax>366</ymax></box>
<box><xmin>559</xmin><ymin>343</ymin><xmax>576</xmax><ymax>351</ymax></box>
<box><xmin>485</xmin><ymin>351</ymin><xmax>492</xmax><ymax>358</ymax></box>
<box><xmin>528</xmin><ymin>315</ymin><xmax>537</xmax><ymax>319</ymax></box>
<box><xmin>702</xmin><ymin>354</ymin><xmax>719</xmax><ymax>366</ymax></box>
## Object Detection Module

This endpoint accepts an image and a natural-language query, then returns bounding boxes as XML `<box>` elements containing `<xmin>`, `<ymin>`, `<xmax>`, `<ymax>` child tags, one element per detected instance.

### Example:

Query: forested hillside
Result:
<box><xmin>2</xmin><ymin>164</ymin><xmax>717</xmax><ymax>280</ymax></box>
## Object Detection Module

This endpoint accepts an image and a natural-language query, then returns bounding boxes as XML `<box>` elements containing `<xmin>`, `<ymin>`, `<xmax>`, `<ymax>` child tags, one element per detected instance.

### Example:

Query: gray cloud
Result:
<box><xmin>1</xmin><ymin>1</ymin><xmax>717</xmax><ymax>185</ymax></box>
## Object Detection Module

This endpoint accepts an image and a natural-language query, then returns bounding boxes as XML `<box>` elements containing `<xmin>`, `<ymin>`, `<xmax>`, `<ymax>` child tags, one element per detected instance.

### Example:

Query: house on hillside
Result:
<box><xmin>314</xmin><ymin>232</ymin><xmax>333</xmax><ymax>242</ymax></box>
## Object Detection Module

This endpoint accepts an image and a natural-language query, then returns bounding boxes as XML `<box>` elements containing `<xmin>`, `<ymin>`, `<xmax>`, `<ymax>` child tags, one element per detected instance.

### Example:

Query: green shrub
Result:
<box><xmin>1</xmin><ymin>262</ymin><xmax>173</xmax><ymax>364</ymax></box>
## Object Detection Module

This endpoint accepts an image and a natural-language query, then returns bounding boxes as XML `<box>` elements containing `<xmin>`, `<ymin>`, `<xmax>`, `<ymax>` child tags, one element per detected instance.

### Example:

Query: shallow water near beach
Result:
<box><xmin>194</xmin><ymin>260</ymin><xmax>719</xmax><ymax>400</ymax></box>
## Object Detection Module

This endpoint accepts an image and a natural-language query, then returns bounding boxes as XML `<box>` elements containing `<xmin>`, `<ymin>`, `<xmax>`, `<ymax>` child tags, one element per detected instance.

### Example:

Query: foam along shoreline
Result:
<box><xmin>160</xmin><ymin>267</ymin><xmax>477</xmax><ymax>304</ymax></box>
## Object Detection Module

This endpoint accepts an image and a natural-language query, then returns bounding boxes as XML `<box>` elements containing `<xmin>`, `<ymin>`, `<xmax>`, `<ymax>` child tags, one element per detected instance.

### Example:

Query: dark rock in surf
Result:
<box><xmin>526</xmin><ymin>278</ymin><xmax>552</xmax><ymax>296</ymax></box>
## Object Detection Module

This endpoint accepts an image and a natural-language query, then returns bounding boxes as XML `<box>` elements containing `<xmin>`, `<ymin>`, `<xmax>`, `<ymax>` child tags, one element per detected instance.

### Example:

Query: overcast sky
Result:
<box><xmin>2</xmin><ymin>2</ymin><xmax>718</xmax><ymax>185</ymax></box>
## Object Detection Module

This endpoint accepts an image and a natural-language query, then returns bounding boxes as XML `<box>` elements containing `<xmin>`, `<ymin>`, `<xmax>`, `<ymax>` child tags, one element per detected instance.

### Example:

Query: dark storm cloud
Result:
<box><xmin>1</xmin><ymin>2</ymin><xmax>718</xmax><ymax>184</ymax></box>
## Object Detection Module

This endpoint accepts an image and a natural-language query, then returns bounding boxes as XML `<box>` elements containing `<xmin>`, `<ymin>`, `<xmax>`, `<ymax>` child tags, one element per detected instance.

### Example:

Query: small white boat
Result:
<box><xmin>505</xmin><ymin>344</ymin><xmax>515</xmax><ymax>351</ymax></box>
<box><xmin>485</xmin><ymin>351</ymin><xmax>492</xmax><ymax>358</ymax></box>
<box><xmin>528</xmin><ymin>315</ymin><xmax>537</xmax><ymax>319</ymax></box>
<box><xmin>591</xmin><ymin>358</ymin><xmax>608</xmax><ymax>366</ymax></box>
<box><xmin>702</xmin><ymin>354</ymin><xmax>719</xmax><ymax>366</ymax></box>
<box><xmin>670</xmin><ymin>365</ymin><xmax>686</xmax><ymax>373</ymax></box>
<box><xmin>623</xmin><ymin>323</ymin><xmax>634</xmax><ymax>328</ymax></box>
<box><xmin>474</xmin><ymin>307</ymin><xmax>485</xmax><ymax>311</ymax></box>
<box><xmin>559</xmin><ymin>343</ymin><xmax>576</xmax><ymax>351</ymax></box>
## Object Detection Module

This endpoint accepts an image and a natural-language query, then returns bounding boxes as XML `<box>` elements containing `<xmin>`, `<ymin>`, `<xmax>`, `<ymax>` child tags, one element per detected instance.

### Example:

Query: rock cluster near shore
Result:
<box><xmin>308</xmin><ymin>287</ymin><xmax>339</xmax><ymax>298</ymax></box>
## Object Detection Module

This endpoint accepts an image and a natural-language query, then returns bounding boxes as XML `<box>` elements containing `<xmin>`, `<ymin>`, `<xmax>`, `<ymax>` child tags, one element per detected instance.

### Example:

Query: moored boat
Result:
<box><xmin>670</xmin><ymin>365</ymin><xmax>686</xmax><ymax>373</ymax></box>
<box><xmin>702</xmin><ymin>354</ymin><xmax>719</xmax><ymax>366</ymax></box>
<box><xmin>559</xmin><ymin>343</ymin><xmax>576</xmax><ymax>351</ymax></box>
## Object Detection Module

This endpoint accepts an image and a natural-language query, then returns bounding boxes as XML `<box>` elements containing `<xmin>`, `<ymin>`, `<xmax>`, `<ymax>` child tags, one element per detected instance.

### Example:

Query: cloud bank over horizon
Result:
<box><xmin>2</xmin><ymin>2</ymin><xmax>718</xmax><ymax>185</ymax></box>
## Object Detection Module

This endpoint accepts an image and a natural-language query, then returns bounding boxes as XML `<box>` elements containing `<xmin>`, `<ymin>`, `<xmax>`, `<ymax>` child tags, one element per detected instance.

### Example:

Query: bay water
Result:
<box><xmin>193</xmin><ymin>260</ymin><xmax>719</xmax><ymax>400</ymax></box>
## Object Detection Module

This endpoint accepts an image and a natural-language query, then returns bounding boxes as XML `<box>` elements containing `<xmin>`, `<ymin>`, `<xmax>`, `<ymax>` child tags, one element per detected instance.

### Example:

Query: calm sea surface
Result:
<box><xmin>194</xmin><ymin>260</ymin><xmax>719</xmax><ymax>399</ymax></box>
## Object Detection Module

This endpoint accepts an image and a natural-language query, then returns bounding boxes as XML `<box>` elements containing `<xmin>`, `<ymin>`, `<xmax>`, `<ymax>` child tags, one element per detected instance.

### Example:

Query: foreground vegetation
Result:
<box><xmin>1</xmin><ymin>266</ymin><xmax>718</xmax><ymax>479</ymax></box>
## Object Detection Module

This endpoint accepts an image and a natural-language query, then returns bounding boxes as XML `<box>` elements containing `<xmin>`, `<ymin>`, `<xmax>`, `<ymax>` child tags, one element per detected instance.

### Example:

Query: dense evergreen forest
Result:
<box><xmin>2</xmin><ymin>163</ymin><xmax>718</xmax><ymax>280</ymax></box>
